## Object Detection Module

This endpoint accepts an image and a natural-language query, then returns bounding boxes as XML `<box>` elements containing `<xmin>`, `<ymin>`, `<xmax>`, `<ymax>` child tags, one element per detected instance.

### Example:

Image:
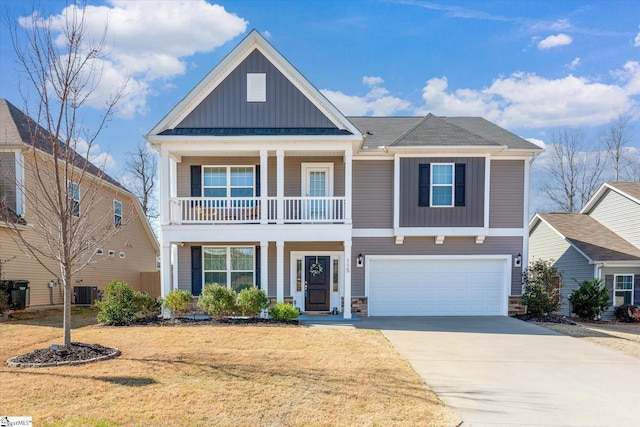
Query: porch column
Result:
<box><xmin>343</xmin><ymin>240</ymin><xmax>352</xmax><ymax>319</ymax></box>
<box><xmin>171</xmin><ymin>243</ymin><xmax>178</xmax><ymax>293</ymax></box>
<box><xmin>276</xmin><ymin>240</ymin><xmax>284</xmax><ymax>302</ymax></box>
<box><xmin>260</xmin><ymin>150</ymin><xmax>268</xmax><ymax>224</ymax></box>
<box><xmin>344</xmin><ymin>148</ymin><xmax>352</xmax><ymax>224</ymax></box>
<box><xmin>276</xmin><ymin>150</ymin><xmax>285</xmax><ymax>224</ymax></box>
<box><xmin>260</xmin><ymin>240</ymin><xmax>269</xmax><ymax>294</ymax></box>
<box><xmin>161</xmin><ymin>242</ymin><xmax>172</xmax><ymax>318</ymax></box>
<box><xmin>160</xmin><ymin>147</ymin><xmax>171</xmax><ymax>225</ymax></box>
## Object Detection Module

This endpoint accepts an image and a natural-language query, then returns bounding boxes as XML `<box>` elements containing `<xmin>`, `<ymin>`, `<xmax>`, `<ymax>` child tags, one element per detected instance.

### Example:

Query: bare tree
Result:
<box><xmin>124</xmin><ymin>142</ymin><xmax>158</xmax><ymax>223</ymax></box>
<box><xmin>602</xmin><ymin>113</ymin><xmax>632</xmax><ymax>181</ymax></box>
<box><xmin>540</xmin><ymin>129</ymin><xmax>605</xmax><ymax>212</ymax></box>
<box><xmin>3</xmin><ymin>3</ymin><xmax>127</xmax><ymax>345</ymax></box>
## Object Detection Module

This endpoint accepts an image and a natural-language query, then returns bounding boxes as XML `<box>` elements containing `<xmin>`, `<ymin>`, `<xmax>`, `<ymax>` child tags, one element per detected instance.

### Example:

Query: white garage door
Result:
<box><xmin>368</xmin><ymin>257</ymin><xmax>508</xmax><ymax>316</ymax></box>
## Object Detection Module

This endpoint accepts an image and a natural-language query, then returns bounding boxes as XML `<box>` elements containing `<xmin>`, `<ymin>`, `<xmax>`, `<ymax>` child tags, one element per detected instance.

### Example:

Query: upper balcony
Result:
<box><xmin>170</xmin><ymin>196</ymin><xmax>347</xmax><ymax>224</ymax></box>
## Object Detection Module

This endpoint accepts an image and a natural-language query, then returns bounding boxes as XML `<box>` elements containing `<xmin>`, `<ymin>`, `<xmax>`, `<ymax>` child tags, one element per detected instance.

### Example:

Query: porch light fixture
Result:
<box><xmin>514</xmin><ymin>253</ymin><xmax>522</xmax><ymax>268</ymax></box>
<box><xmin>357</xmin><ymin>253</ymin><xmax>364</xmax><ymax>268</ymax></box>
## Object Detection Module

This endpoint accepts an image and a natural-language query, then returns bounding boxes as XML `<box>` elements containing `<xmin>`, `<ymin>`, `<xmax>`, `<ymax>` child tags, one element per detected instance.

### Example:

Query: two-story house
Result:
<box><xmin>0</xmin><ymin>98</ymin><xmax>159</xmax><ymax>306</ymax></box>
<box><xmin>529</xmin><ymin>182</ymin><xmax>640</xmax><ymax>318</ymax></box>
<box><xmin>147</xmin><ymin>30</ymin><xmax>542</xmax><ymax>318</ymax></box>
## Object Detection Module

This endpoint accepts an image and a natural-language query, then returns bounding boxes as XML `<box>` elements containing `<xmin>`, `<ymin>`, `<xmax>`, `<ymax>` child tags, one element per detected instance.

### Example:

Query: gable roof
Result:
<box><xmin>581</xmin><ymin>181</ymin><xmax>640</xmax><ymax>214</ymax></box>
<box><xmin>0</xmin><ymin>99</ymin><xmax>127</xmax><ymax>191</ymax></box>
<box><xmin>348</xmin><ymin>114</ymin><xmax>542</xmax><ymax>151</ymax></box>
<box><xmin>532</xmin><ymin>213</ymin><xmax>640</xmax><ymax>263</ymax></box>
<box><xmin>148</xmin><ymin>29</ymin><xmax>361</xmax><ymax>139</ymax></box>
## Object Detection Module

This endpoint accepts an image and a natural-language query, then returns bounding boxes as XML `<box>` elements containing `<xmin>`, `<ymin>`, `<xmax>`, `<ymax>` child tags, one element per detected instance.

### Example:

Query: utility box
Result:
<box><xmin>74</xmin><ymin>286</ymin><xmax>99</xmax><ymax>305</ymax></box>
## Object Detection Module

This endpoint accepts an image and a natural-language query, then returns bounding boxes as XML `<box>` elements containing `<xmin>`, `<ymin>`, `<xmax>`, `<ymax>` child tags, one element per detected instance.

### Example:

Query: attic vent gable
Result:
<box><xmin>247</xmin><ymin>73</ymin><xmax>266</xmax><ymax>102</ymax></box>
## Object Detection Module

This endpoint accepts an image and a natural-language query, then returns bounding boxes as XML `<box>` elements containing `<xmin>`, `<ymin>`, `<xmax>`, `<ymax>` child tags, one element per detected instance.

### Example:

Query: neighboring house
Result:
<box><xmin>0</xmin><ymin>98</ymin><xmax>160</xmax><ymax>306</ymax></box>
<box><xmin>146</xmin><ymin>30</ymin><xmax>542</xmax><ymax>318</ymax></box>
<box><xmin>529</xmin><ymin>182</ymin><xmax>640</xmax><ymax>318</ymax></box>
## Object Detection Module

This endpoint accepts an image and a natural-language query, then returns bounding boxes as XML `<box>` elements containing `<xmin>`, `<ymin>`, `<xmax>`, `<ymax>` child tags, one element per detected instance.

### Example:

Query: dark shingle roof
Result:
<box><xmin>160</xmin><ymin>127</ymin><xmax>352</xmax><ymax>136</ymax></box>
<box><xmin>347</xmin><ymin>114</ymin><xmax>541</xmax><ymax>150</ymax></box>
<box><xmin>0</xmin><ymin>99</ymin><xmax>128</xmax><ymax>192</ymax></box>
<box><xmin>539</xmin><ymin>213</ymin><xmax>640</xmax><ymax>262</ymax></box>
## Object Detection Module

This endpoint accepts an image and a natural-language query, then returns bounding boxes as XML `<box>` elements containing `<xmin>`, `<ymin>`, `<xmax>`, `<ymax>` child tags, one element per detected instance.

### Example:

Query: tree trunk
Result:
<box><xmin>63</xmin><ymin>277</ymin><xmax>72</xmax><ymax>346</ymax></box>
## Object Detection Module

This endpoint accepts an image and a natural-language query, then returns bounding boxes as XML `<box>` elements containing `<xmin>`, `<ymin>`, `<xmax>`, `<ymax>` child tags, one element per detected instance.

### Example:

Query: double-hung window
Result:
<box><xmin>114</xmin><ymin>200</ymin><xmax>122</xmax><ymax>228</ymax></box>
<box><xmin>67</xmin><ymin>181</ymin><xmax>80</xmax><ymax>217</ymax></box>
<box><xmin>614</xmin><ymin>274</ymin><xmax>634</xmax><ymax>305</ymax></box>
<box><xmin>203</xmin><ymin>246</ymin><xmax>254</xmax><ymax>292</ymax></box>
<box><xmin>203</xmin><ymin>166</ymin><xmax>254</xmax><ymax>206</ymax></box>
<box><xmin>431</xmin><ymin>163</ymin><xmax>454</xmax><ymax>207</ymax></box>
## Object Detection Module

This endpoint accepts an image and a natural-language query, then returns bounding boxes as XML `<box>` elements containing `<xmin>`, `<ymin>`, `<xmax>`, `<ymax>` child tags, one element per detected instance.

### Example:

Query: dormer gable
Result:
<box><xmin>148</xmin><ymin>30</ymin><xmax>360</xmax><ymax>138</ymax></box>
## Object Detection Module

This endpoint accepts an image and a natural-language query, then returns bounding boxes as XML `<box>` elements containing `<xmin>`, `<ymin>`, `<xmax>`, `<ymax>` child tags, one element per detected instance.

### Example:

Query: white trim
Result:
<box><xmin>160</xmin><ymin>146</ymin><xmax>171</xmax><ymax>225</ymax></box>
<box><xmin>301</xmin><ymin>162</ymin><xmax>334</xmax><ymax>197</ymax></box>
<box><xmin>160</xmin><ymin>243</ymin><xmax>172</xmax><ymax>318</ymax></box>
<box><xmin>582</xmin><ymin>182</ymin><xmax>640</xmax><ymax>214</ymax></box>
<box><xmin>201</xmin><ymin>245</ymin><xmax>255</xmax><ymax>290</ymax></box>
<box><xmin>276</xmin><ymin>241</ymin><xmax>284</xmax><ymax>302</ymax></box>
<box><xmin>393</xmin><ymin>226</ymin><xmax>525</xmax><ymax>237</ymax></box>
<box><xmin>201</xmin><ymin>165</ymin><xmax>255</xmax><ymax>198</ymax></box>
<box><xmin>260</xmin><ymin>150</ymin><xmax>268</xmax><ymax>224</ymax></box>
<box><xmin>352</xmin><ymin>229</ymin><xmax>395</xmax><ymax>238</ymax></box>
<box><xmin>364</xmin><ymin>254</ymin><xmax>511</xmax><ymax>316</ymax></box>
<box><xmin>522</xmin><ymin>157</ymin><xmax>531</xmax><ymax>273</ymax></box>
<box><xmin>260</xmin><ymin>241</ymin><xmax>269</xmax><ymax>294</ymax></box>
<box><xmin>344</xmin><ymin>149</ymin><xmax>353</xmax><ymax>225</ymax></box>
<box><xmin>344</xmin><ymin>240</ymin><xmax>352</xmax><ymax>319</ymax></box>
<box><xmin>613</xmin><ymin>274</ymin><xmax>634</xmax><ymax>306</ymax></box>
<box><xmin>246</xmin><ymin>72</ymin><xmax>266</xmax><ymax>102</ymax></box>
<box><xmin>276</xmin><ymin>151</ymin><xmax>284</xmax><ymax>224</ymax></box>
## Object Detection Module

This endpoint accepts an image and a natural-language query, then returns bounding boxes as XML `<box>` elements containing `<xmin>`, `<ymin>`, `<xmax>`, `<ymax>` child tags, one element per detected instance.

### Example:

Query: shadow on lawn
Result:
<box><xmin>10</xmin><ymin>370</ymin><xmax>157</xmax><ymax>387</ymax></box>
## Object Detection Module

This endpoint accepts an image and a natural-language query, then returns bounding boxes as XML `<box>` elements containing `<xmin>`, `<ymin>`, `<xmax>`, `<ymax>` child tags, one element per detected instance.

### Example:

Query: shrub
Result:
<box><xmin>198</xmin><ymin>283</ymin><xmax>237</xmax><ymax>317</ymax></box>
<box><xmin>163</xmin><ymin>289</ymin><xmax>194</xmax><ymax>317</ymax></box>
<box><xmin>521</xmin><ymin>259</ymin><xmax>563</xmax><ymax>315</ymax></box>
<box><xmin>567</xmin><ymin>278</ymin><xmax>610</xmax><ymax>320</ymax></box>
<box><xmin>237</xmin><ymin>286</ymin><xmax>269</xmax><ymax>317</ymax></box>
<box><xmin>96</xmin><ymin>280</ymin><xmax>139</xmax><ymax>325</ymax></box>
<box><xmin>0</xmin><ymin>289</ymin><xmax>9</xmax><ymax>315</ymax></box>
<box><xmin>135</xmin><ymin>291</ymin><xmax>162</xmax><ymax>319</ymax></box>
<box><xmin>614</xmin><ymin>304</ymin><xmax>640</xmax><ymax>323</ymax></box>
<box><xmin>269</xmin><ymin>302</ymin><xmax>299</xmax><ymax>322</ymax></box>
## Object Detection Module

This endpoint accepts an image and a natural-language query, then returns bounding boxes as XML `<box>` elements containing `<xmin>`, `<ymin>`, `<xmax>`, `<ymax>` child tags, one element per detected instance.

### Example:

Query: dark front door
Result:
<box><xmin>305</xmin><ymin>256</ymin><xmax>330</xmax><ymax>311</ymax></box>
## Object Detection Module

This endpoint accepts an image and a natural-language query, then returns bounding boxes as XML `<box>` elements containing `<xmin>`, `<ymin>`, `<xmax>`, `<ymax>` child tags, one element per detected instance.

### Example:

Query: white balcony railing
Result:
<box><xmin>170</xmin><ymin>196</ymin><xmax>346</xmax><ymax>224</ymax></box>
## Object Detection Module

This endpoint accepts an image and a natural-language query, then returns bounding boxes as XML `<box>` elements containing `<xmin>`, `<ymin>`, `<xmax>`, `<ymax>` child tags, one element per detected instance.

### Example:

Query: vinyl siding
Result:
<box><xmin>600</xmin><ymin>267</ymin><xmax>640</xmax><ymax>320</ymax></box>
<box><xmin>0</xmin><ymin>151</ymin><xmax>16</xmax><ymax>211</ymax></box>
<box><xmin>588</xmin><ymin>189</ymin><xmax>640</xmax><ymax>249</ymax></box>
<box><xmin>352</xmin><ymin>236</ymin><xmax>523</xmax><ymax>296</ymax></box>
<box><xmin>399</xmin><ymin>157</ymin><xmax>484</xmax><ymax>227</ymax></box>
<box><xmin>489</xmin><ymin>160</ymin><xmax>524</xmax><ymax>228</ymax></box>
<box><xmin>529</xmin><ymin>220</ymin><xmax>594</xmax><ymax>315</ymax></box>
<box><xmin>177</xmin><ymin>50</ymin><xmax>336</xmax><ymax>129</ymax></box>
<box><xmin>177</xmin><ymin>156</ymin><xmax>344</xmax><ymax>198</ymax></box>
<box><xmin>352</xmin><ymin>160</ymin><xmax>393</xmax><ymax>228</ymax></box>
<box><xmin>0</xmin><ymin>151</ymin><xmax>158</xmax><ymax>306</ymax></box>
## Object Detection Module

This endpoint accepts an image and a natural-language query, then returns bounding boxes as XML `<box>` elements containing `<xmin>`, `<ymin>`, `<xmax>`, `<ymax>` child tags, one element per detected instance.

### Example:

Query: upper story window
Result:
<box><xmin>203</xmin><ymin>166</ymin><xmax>254</xmax><ymax>198</ymax></box>
<box><xmin>614</xmin><ymin>274</ymin><xmax>634</xmax><ymax>306</ymax></box>
<box><xmin>247</xmin><ymin>73</ymin><xmax>266</xmax><ymax>102</ymax></box>
<box><xmin>67</xmin><ymin>181</ymin><xmax>80</xmax><ymax>217</ymax></box>
<box><xmin>114</xmin><ymin>199</ymin><xmax>122</xmax><ymax>228</ymax></box>
<box><xmin>418</xmin><ymin>163</ymin><xmax>466</xmax><ymax>207</ymax></box>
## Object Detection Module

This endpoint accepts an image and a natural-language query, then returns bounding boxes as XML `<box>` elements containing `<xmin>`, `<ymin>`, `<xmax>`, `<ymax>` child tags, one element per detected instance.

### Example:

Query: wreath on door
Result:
<box><xmin>309</xmin><ymin>256</ymin><xmax>323</xmax><ymax>276</ymax></box>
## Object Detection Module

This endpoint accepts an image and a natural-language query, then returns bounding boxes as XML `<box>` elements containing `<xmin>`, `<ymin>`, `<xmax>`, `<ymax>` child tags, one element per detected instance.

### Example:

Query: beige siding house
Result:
<box><xmin>147</xmin><ymin>30</ymin><xmax>542</xmax><ymax>318</ymax></box>
<box><xmin>529</xmin><ymin>182</ymin><xmax>640</xmax><ymax>318</ymax></box>
<box><xmin>0</xmin><ymin>99</ymin><xmax>159</xmax><ymax>307</ymax></box>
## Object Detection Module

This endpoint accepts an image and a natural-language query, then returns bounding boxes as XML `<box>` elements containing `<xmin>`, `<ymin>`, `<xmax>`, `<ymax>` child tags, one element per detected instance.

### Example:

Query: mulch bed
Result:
<box><xmin>110</xmin><ymin>316</ymin><xmax>300</xmax><ymax>327</ymax></box>
<box><xmin>6</xmin><ymin>342</ymin><xmax>120</xmax><ymax>368</ymax></box>
<box><xmin>512</xmin><ymin>313</ymin><xmax>577</xmax><ymax>325</ymax></box>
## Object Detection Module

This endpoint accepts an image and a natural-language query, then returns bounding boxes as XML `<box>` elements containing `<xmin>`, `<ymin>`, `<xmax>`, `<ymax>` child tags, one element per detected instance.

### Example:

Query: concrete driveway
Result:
<box><xmin>357</xmin><ymin>316</ymin><xmax>640</xmax><ymax>427</ymax></box>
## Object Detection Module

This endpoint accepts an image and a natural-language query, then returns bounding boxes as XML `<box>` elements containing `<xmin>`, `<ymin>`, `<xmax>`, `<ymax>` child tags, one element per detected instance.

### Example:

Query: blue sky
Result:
<box><xmin>1</xmin><ymin>0</ymin><xmax>639</xmax><ymax>212</ymax></box>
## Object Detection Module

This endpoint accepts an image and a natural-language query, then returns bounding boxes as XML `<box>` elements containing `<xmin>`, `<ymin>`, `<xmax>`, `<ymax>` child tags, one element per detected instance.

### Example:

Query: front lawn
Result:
<box><xmin>0</xmin><ymin>308</ymin><xmax>459</xmax><ymax>426</ymax></box>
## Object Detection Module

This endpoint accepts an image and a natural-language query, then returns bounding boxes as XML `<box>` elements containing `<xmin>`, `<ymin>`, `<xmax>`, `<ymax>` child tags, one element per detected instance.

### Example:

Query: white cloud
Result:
<box><xmin>20</xmin><ymin>1</ymin><xmax>248</xmax><ymax>118</ymax></box>
<box><xmin>634</xmin><ymin>26</ymin><xmax>640</xmax><ymax>47</ymax></box>
<box><xmin>567</xmin><ymin>57</ymin><xmax>581</xmax><ymax>70</ymax></box>
<box><xmin>417</xmin><ymin>62</ymin><xmax>640</xmax><ymax>128</ymax></box>
<box><xmin>526</xmin><ymin>137</ymin><xmax>546</xmax><ymax>149</ymax></box>
<box><xmin>537</xmin><ymin>33</ymin><xmax>572</xmax><ymax>49</ymax></box>
<box><xmin>73</xmin><ymin>138</ymin><xmax>117</xmax><ymax>172</ymax></box>
<box><xmin>321</xmin><ymin>77</ymin><xmax>411</xmax><ymax>116</ymax></box>
<box><xmin>362</xmin><ymin>76</ymin><xmax>384</xmax><ymax>87</ymax></box>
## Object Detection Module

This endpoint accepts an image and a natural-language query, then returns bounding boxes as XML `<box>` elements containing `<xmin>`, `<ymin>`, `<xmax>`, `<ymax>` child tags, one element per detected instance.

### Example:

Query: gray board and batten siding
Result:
<box><xmin>587</xmin><ymin>188</ymin><xmax>640</xmax><ymax>249</ymax></box>
<box><xmin>352</xmin><ymin>236</ymin><xmax>524</xmax><ymax>296</ymax></box>
<box><xmin>352</xmin><ymin>160</ymin><xmax>394</xmax><ymax>229</ymax></box>
<box><xmin>529</xmin><ymin>219</ymin><xmax>594</xmax><ymax>316</ymax></box>
<box><xmin>489</xmin><ymin>160</ymin><xmax>524</xmax><ymax>228</ymax></box>
<box><xmin>0</xmin><ymin>152</ymin><xmax>16</xmax><ymax>211</ymax></box>
<box><xmin>177</xmin><ymin>50</ymin><xmax>337</xmax><ymax>130</ymax></box>
<box><xmin>176</xmin><ymin>156</ymin><xmax>345</xmax><ymax>198</ymax></box>
<box><xmin>400</xmin><ymin>157</ymin><xmax>484</xmax><ymax>227</ymax></box>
